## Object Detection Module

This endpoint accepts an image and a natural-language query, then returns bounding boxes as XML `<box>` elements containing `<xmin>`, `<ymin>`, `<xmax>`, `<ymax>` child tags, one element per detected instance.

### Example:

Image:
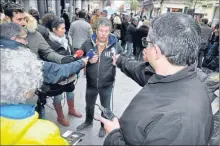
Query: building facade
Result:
<box><xmin>151</xmin><ymin>0</ymin><xmax>219</xmax><ymax>26</ymax></box>
<box><xmin>2</xmin><ymin>0</ymin><xmax>109</xmax><ymax>18</ymax></box>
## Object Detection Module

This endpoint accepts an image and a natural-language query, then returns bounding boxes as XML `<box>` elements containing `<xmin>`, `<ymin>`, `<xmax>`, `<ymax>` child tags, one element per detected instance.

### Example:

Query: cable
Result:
<box><xmin>111</xmin><ymin>81</ymin><xmax>115</xmax><ymax>112</ymax></box>
<box><xmin>93</xmin><ymin>80</ymin><xmax>115</xmax><ymax>121</ymax></box>
<box><xmin>45</xmin><ymin>77</ymin><xmax>79</xmax><ymax>110</ymax></box>
<box><xmin>45</xmin><ymin>93</ymin><xmax>67</xmax><ymax>110</ymax></box>
<box><xmin>74</xmin><ymin>75</ymin><xmax>79</xmax><ymax>86</ymax></box>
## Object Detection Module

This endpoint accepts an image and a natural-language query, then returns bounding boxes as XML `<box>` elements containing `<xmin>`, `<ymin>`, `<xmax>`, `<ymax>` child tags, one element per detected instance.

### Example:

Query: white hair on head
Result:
<box><xmin>0</xmin><ymin>47</ymin><xmax>43</xmax><ymax>104</ymax></box>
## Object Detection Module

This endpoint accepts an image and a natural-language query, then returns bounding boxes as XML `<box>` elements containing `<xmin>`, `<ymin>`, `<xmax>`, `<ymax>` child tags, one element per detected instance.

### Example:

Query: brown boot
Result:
<box><xmin>54</xmin><ymin>103</ymin><xmax>69</xmax><ymax>126</ymax></box>
<box><xmin>67</xmin><ymin>99</ymin><xmax>82</xmax><ymax>118</ymax></box>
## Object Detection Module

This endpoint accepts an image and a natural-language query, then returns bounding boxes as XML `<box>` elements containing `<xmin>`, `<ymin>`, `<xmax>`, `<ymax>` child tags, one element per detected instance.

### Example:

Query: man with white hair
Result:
<box><xmin>0</xmin><ymin>22</ymin><xmax>28</xmax><ymax>47</ymax></box>
<box><xmin>100</xmin><ymin>13</ymin><xmax>212</xmax><ymax>145</ymax></box>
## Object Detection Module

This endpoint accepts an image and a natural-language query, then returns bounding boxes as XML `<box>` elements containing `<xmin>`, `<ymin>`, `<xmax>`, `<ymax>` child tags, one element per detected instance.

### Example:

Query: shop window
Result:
<box><xmin>171</xmin><ymin>8</ymin><xmax>183</xmax><ymax>12</ymax></box>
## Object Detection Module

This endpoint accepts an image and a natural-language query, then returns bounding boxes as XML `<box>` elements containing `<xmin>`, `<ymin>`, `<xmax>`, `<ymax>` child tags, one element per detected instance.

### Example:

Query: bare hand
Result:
<box><xmin>215</xmin><ymin>30</ymin><xmax>219</xmax><ymax>36</ymax></box>
<box><xmin>100</xmin><ymin>117</ymin><xmax>120</xmax><ymax>134</ymax></box>
<box><xmin>112</xmin><ymin>54</ymin><xmax>120</xmax><ymax>66</ymax></box>
<box><xmin>89</xmin><ymin>55</ymin><xmax>99</xmax><ymax>64</ymax></box>
<box><xmin>81</xmin><ymin>58</ymin><xmax>88</xmax><ymax>65</ymax></box>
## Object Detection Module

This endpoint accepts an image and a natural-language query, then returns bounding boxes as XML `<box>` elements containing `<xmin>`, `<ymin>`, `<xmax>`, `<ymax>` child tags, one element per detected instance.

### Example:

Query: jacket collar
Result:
<box><xmin>146</xmin><ymin>63</ymin><xmax>197</xmax><ymax>84</ymax></box>
<box><xmin>0</xmin><ymin>37</ymin><xmax>22</xmax><ymax>49</ymax></box>
<box><xmin>91</xmin><ymin>33</ymin><xmax>117</xmax><ymax>48</ymax></box>
<box><xmin>78</xmin><ymin>18</ymin><xmax>86</xmax><ymax>21</ymax></box>
<box><xmin>0</xmin><ymin>104</ymin><xmax>35</xmax><ymax>119</ymax></box>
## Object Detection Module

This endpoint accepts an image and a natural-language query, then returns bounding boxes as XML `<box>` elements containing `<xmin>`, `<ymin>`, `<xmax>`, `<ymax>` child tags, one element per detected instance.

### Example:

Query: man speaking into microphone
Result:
<box><xmin>77</xmin><ymin>17</ymin><xmax>122</xmax><ymax>137</ymax></box>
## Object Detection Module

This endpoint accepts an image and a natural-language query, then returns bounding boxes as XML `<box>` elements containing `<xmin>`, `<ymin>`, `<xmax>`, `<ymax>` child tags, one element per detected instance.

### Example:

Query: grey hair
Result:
<box><xmin>148</xmin><ymin>13</ymin><xmax>201</xmax><ymax>66</ymax></box>
<box><xmin>1</xmin><ymin>47</ymin><xmax>43</xmax><ymax>104</ymax></box>
<box><xmin>0</xmin><ymin>22</ymin><xmax>22</xmax><ymax>38</ymax></box>
<box><xmin>96</xmin><ymin>17</ymin><xmax>112</xmax><ymax>30</ymax></box>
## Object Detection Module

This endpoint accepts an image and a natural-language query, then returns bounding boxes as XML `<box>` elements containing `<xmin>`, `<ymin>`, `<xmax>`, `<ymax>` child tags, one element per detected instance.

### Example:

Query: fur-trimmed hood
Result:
<box><xmin>1</xmin><ymin>12</ymin><xmax>38</xmax><ymax>33</ymax></box>
<box><xmin>24</xmin><ymin>12</ymin><xmax>37</xmax><ymax>33</ymax></box>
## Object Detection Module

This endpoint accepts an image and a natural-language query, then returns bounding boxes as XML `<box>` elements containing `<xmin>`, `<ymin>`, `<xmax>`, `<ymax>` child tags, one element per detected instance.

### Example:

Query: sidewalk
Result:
<box><xmin>45</xmin><ymin>68</ymin><xmax>141</xmax><ymax>145</ymax></box>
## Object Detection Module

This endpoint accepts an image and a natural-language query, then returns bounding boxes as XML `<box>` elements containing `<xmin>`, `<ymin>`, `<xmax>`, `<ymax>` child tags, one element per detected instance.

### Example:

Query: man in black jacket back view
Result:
<box><xmin>76</xmin><ymin>17</ymin><xmax>122</xmax><ymax>138</ymax></box>
<box><xmin>100</xmin><ymin>13</ymin><xmax>213</xmax><ymax>145</ymax></box>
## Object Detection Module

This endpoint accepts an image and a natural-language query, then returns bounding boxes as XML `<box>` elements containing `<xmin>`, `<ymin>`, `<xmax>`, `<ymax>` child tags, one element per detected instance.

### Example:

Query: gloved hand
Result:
<box><xmin>61</xmin><ymin>56</ymin><xmax>75</xmax><ymax>64</ymax></box>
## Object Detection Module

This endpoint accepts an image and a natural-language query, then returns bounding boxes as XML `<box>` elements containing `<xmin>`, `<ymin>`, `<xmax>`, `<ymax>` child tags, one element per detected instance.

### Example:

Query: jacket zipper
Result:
<box><xmin>96</xmin><ymin>43</ymin><xmax>113</xmax><ymax>89</ymax></box>
<box><xmin>97</xmin><ymin>53</ymin><xmax>100</xmax><ymax>89</ymax></box>
<box><xmin>96</xmin><ymin>45</ymin><xmax>110</xmax><ymax>89</ymax></box>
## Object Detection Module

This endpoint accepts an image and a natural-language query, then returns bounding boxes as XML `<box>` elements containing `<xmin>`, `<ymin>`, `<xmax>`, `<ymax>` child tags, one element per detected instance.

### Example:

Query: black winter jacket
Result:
<box><xmin>62</xmin><ymin>13</ymin><xmax>70</xmax><ymax>32</ymax></box>
<box><xmin>121</xmin><ymin>21</ymin><xmax>129</xmax><ymax>41</ymax></box>
<box><xmin>81</xmin><ymin>34</ymin><xmax>122</xmax><ymax>88</ymax></box>
<box><xmin>134</xmin><ymin>25</ymin><xmax>149</xmax><ymax>48</ymax></box>
<box><xmin>126</xmin><ymin>23</ymin><xmax>136</xmax><ymax>43</ymax></box>
<box><xmin>104</xmin><ymin>56</ymin><xmax>212</xmax><ymax>145</ymax></box>
<box><xmin>45</xmin><ymin>34</ymin><xmax>73</xmax><ymax>56</ymax></box>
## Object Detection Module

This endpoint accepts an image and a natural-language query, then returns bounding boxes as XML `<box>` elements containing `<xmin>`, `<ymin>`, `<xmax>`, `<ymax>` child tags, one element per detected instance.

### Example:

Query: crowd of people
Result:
<box><xmin>0</xmin><ymin>2</ymin><xmax>219</xmax><ymax>145</ymax></box>
<box><xmin>62</xmin><ymin>8</ymin><xmax>150</xmax><ymax>61</ymax></box>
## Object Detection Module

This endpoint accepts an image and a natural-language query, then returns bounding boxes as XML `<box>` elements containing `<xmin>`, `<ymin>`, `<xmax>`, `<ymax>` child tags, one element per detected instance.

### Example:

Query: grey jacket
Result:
<box><xmin>25</xmin><ymin>13</ymin><xmax>65</xmax><ymax>63</ymax></box>
<box><xmin>200</xmin><ymin>24</ymin><xmax>212</xmax><ymax>45</ymax></box>
<box><xmin>27</xmin><ymin>31</ymin><xmax>64</xmax><ymax>63</ymax></box>
<box><xmin>69</xmin><ymin>18</ymin><xmax>92</xmax><ymax>49</ymax></box>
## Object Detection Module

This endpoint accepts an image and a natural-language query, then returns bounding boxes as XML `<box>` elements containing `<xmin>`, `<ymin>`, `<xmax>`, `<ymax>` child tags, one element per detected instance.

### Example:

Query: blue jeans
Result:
<box><xmin>53</xmin><ymin>92</ymin><xmax>74</xmax><ymax>104</ymax></box>
<box><xmin>126</xmin><ymin>42</ymin><xmax>133</xmax><ymax>57</ymax></box>
<box><xmin>208</xmin><ymin>42</ymin><xmax>219</xmax><ymax>57</ymax></box>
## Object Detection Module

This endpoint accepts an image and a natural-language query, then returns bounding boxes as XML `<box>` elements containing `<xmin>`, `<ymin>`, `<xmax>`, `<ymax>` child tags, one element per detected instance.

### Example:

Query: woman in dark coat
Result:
<box><xmin>134</xmin><ymin>20</ymin><xmax>149</xmax><ymax>61</ymax></box>
<box><xmin>41</xmin><ymin>15</ymin><xmax>82</xmax><ymax>127</ymax></box>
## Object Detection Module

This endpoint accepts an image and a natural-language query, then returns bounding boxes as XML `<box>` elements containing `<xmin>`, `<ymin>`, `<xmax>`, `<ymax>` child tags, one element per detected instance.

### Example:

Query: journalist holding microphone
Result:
<box><xmin>100</xmin><ymin>13</ymin><xmax>212</xmax><ymax>145</ymax></box>
<box><xmin>77</xmin><ymin>17</ymin><xmax>122</xmax><ymax>137</ymax></box>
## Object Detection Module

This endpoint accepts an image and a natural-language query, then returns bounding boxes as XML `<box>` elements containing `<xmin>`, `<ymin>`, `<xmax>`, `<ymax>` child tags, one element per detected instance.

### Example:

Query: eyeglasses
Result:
<box><xmin>97</xmin><ymin>29</ymin><xmax>110</xmax><ymax>34</ymax></box>
<box><xmin>141</xmin><ymin>37</ymin><xmax>153</xmax><ymax>48</ymax></box>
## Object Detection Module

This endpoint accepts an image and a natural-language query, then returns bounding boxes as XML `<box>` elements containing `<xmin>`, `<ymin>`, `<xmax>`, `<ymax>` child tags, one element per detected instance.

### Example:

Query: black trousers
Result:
<box><xmin>85</xmin><ymin>85</ymin><xmax>113</xmax><ymax>127</ymax></box>
<box><xmin>121</xmin><ymin>40</ymin><xmax>126</xmax><ymax>50</ymax></box>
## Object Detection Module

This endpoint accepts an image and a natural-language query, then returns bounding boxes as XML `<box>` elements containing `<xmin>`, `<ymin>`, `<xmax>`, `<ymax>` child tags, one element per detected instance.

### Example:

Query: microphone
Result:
<box><xmin>86</xmin><ymin>49</ymin><xmax>95</xmax><ymax>59</ymax></box>
<box><xmin>73</xmin><ymin>50</ymin><xmax>84</xmax><ymax>58</ymax></box>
